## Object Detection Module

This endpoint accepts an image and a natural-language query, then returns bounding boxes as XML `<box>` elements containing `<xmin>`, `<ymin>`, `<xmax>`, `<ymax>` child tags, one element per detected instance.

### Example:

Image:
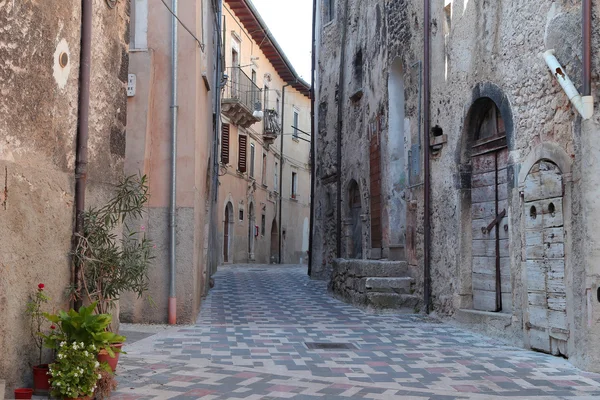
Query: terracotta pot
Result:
<box><xmin>97</xmin><ymin>343</ymin><xmax>123</xmax><ymax>372</ymax></box>
<box><xmin>32</xmin><ymin>364</ymin><xmax>50</xmax><ymax>394</ymax></box>
<box><xmin>65</xmin><ymin>396</ymin><xmax>92</xmax><ymax>400</ymax></box>
<box><xmin>14</xmin><ymin>388</ymin><xmax>34</xmax><ymax>399</ymax></box>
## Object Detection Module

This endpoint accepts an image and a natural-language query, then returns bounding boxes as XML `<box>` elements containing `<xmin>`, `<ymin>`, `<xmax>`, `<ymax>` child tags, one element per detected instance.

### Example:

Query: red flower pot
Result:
<box><xmin>32</xmin><ymin>364</ymin><xmax>50</xmax><ymax>394</ymax></box>
<box><xmin>14</xmin><ymin>388</ymin><xmax>34</xmax><ymax>399</ymax></box>
<box><xmin>97</xmin><ymin>343</ymin><xmax>123</xmax><ymax>372</ymax></box>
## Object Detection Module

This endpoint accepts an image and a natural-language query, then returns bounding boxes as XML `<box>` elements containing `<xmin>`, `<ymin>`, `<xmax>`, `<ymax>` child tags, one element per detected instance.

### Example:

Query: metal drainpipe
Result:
<box><xmin>279</xmin><ymin>83</ymin><xmax>291</xmax><ymax>264</ymax></box>
<box><xmin>583</xmin><ymin>0</ymin><xmax>592</xmax><ymax>97</ymax></box>
<box><xmin>308</xmin><ymin>0</ymin><xmax>318</xmax><ymax>276</ymax></box>
<box><xmin>73</xmin><ymin>0</ymin><xmax>93</xmax><ymax>311</ymax></box>
<box><xmin>423</xmin><ymin>0</ymin><xmax>432</xmax><ymax>314</ymax></box>
<box><xmin>336</xmin><ymin>0</ymin><xmax>350</xmax><ymax>258</ymax></box>
<box><xmin>168</xmin><ymin>0</ymin><xmax>179</xmax><ymax>325</ymax></box>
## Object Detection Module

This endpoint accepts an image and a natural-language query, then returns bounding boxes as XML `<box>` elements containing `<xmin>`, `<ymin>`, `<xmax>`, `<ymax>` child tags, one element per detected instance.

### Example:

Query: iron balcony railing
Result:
<box><xmin>223</xmin><ymin>67</ymin><xmax>261</xmax><ymax>113</ymax></box>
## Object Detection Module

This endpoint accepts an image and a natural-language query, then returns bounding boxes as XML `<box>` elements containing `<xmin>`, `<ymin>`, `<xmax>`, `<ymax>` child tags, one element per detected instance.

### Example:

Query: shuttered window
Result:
<box><xmin>238</xmin><ymin>134</ymin><xmax>247</xmax><ymax>173</ymax></box>
<box><xmin>221</xmin><ymin>123</ymin><xmax>230</xmax><ymax>164</ymax></box>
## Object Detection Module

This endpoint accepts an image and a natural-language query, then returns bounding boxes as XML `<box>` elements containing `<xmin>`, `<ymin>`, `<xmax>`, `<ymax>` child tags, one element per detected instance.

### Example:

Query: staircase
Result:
<box><xmin>329</xmin><ymin>259</ymin><xmax>421</xmax><ymax>311</ymax></box>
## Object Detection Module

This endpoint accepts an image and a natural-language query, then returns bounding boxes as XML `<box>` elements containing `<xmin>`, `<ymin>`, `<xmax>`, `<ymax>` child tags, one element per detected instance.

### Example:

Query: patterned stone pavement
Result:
<box><xmin>113</xmin><ymin>265</ymin><xmax>600</xmax><ymax>399</ymax></box>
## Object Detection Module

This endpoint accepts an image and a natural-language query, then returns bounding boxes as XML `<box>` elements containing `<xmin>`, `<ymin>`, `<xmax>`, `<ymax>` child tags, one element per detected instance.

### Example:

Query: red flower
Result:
<box><xmin>50</xmin><ymin>325</ymin><xmax>56</xmax><ymax>330</ymax></box>
<box><xmin>38</xmin><ymin>283</ymin><xmax>45</xmax><ymax>290</ymax></box>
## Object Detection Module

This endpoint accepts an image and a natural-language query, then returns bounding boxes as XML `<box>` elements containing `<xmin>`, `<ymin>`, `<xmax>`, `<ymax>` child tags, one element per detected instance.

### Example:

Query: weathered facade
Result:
<box><xmin>0</xmin><ymin>0</ymin><xmax>129</xmax><ymax>392</ymax></box>
<box><xmin>217</xmin><ymin>0</ymin><xmax>311</xmax><ymax>266</ymax></box>
<box><xmin>121</xmin><ymin>0</ymin><xmax>219</xmax><ymax>324</ymax></box>
<box><xmin>313</xmin><ymin>0</ymin><xmax>600</xmax><ymax>371</ymax></box>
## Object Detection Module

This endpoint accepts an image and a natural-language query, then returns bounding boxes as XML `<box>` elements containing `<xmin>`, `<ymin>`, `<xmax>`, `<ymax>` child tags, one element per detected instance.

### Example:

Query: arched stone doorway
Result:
<box><xmin>270</xmin><ymin>219</ymin><xmax>279</xmax><ymax>263</ymax></box>
<box><xmin>523</xmin><ymin>160</ymin><xmax>568</xmax><ymax>356</ymax></box>
<box><xmin>347</xmin><ymin>180</ymin><xmax>362</xmax><ymax>259</ymax></box>
<box><xmin>248</xmin><ymin>202</ymin><xmax>255</xmax><ymax>261</ymax></box>
<box><xmin>223</xmin><ymin>202</ymin><xmax>234</xmax><ymax>263</ymax></box>
<box><xmin>460</xmin><ymin>93</ymin><xmax>513</xmax><ymax>313</ymax></box>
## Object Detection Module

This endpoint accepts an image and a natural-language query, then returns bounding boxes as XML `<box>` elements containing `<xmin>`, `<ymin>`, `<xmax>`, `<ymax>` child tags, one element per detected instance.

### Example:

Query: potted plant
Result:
<box><xmin>25</xmin><ymin>283</ymin><xmax>53</xmax><ymax>395</ymax></box>
<box><xmin>48</xmin><ymin>341</ymin><xmax>104</xmax><ymax>400</ymax></box>
<box><xmin>71</xmin><ymin>174</ymin><xmax>154</xmax><ymax>370</ymax></box>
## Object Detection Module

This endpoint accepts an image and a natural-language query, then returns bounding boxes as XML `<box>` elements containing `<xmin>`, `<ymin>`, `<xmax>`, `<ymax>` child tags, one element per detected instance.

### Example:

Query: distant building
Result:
<box><xmin>313</xmin><ymin>0</ymin><xmax>600</xmax><ymax>372</ymax></box>
<box><xmin>219</xmin><ymin>0</ymin><xmax>311</xmax><ymax>265</ymax></box>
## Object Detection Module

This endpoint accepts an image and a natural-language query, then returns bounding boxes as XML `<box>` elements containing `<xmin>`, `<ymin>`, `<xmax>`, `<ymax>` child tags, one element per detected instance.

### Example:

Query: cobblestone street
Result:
<box><xmin>114</xmin><ymin>265</ymin><xmax>600</xmax><ymax>399</ymax></box>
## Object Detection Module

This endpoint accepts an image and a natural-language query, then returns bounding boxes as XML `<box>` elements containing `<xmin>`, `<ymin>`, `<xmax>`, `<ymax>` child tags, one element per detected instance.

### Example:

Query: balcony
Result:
<box><xmin>263</xmin><ymin>109</ymin><xmax>281</xmax><ymax>146</ymax></box>
<box><xmin>222</xmin><ymin>67</ymin><xmax>262</xmax><ymax>128</ymax></box>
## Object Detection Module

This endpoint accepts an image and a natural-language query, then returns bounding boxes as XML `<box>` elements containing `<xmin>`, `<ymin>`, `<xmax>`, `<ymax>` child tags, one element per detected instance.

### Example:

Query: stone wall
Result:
<box><xmin>314</xmin><ymin>0</ymin><xmax>600</xmax><ymax>371</ymax></box>
<box><xmin>0</xmin><ymin>0</ymin><xmax>129</xmax><ymax>392</ymax></box>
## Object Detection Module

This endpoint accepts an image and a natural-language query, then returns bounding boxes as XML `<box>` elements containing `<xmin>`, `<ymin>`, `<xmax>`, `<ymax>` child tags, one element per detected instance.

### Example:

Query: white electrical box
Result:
<box><xmin>127</xmin><ymin>74</ymin><xmax>136</xmax><ymax>97</ymax></box>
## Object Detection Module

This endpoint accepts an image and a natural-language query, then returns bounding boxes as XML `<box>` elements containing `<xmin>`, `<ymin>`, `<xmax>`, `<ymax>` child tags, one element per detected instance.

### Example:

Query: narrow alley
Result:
<box><xmin>115</xmin><ymin>265</ymin><xmax>600</xmax><ymax>399</ymax></box>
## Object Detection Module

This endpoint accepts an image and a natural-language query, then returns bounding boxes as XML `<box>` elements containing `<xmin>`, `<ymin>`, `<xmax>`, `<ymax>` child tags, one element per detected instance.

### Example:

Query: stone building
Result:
<box><xmin>0</xmin><ymin>0</ymin><xmax>129</xmax><ymax>392</ymax></box>
<box><xmin>121</xmin><ymin>0</ymin><xmax>219</xmax><ymax>324</ymax></box>
<box><xmin>313</xmin><ymin>0</ymin><xmax>600</xmax><ymax>372</ymax></box>
<box><xmin>217</xmin><ymin>0</ymin><xmax>311</xmax><ymax>266</ymax></box>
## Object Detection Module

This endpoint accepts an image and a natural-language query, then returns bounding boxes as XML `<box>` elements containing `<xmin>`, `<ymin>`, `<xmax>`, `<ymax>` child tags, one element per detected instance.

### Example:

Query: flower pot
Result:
<box><xmin>65</xmin><ymin>396</ymin><xmax>92</xmax><ymax>400</ymax></box>
<box><xmin>97</xmin><ymin>343</ymin><xmax>123</xmax><ymax>372</ymax></box>
<box><xmin>14</xmin><ymin>388</ymin><xmax>34</xmax><ymax>399</ymax></box>
<box><xmin>32</xmin><ymin>364</ymin><xmax>50</xmax><ymax>394</ymax></box>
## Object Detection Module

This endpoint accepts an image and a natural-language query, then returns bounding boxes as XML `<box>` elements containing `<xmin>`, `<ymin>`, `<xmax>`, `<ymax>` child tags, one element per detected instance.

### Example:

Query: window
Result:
<box><xmin>274</xmin><ymin>162</ymin><xmax>279</xmax><ymax>192</ymax></box>
<box><xmin>291</xmin><ymin>172</ymin><xmax>298</xmax><ymax>199</ymax></box>
<box><xmin>238</xmin><ymin>134</ymin><xmax>247</xmax><ymax>173</ymax></box>
<box><xmin>132</xmin><ymin>0</ymin><xmax>149</xmax><ymax>49</ymax></box>
<box><xmin>232</xmin><ymin>48</ymin><xmax>240</xmax><ymax>96</ymax></box>
<box><xmin>252</xmin><ymin>69</ymin><xmax>257</xmax><ymax>84</ymax></box>
<box><xmin>293</xmin><ymin>110</ymin><xmax>299</xmax><ymax>139</ymax></box>
<box><xmin>221</xmin><ymin>123</ymin><xmax>230</xmax><ymax>164</ymax></box>
<box><xmin>261</xmin><ymin>214</ymin><xmax>266</xmax><ymax>236</ymax></box>
<box><xmin>324</xmin><ymin>0</ymin><xmax>335</xmax><ymax>23</ymax></box>
<box><xmin>249</xmin><ymin>143</ymin><xmax>255</xmax><ymax>178</ymax></box>
<box><xmin>276</xmin><ymin>97</ymin><xmax>280</xmax><ymax>115</ymax></box>
<box><xmin>264</xmin><ymin>85</ymin><xmax>270</xmax><ymax>110</ymax></box>
<box><xmin>239</xmin><ymin>208</ymin><xmax>244</xmax><ymax>221</ymax></box>
<box><xmin>262</xmin><ymin>153</ymin><xmax>267</xmax><ymax>185</ymax></box>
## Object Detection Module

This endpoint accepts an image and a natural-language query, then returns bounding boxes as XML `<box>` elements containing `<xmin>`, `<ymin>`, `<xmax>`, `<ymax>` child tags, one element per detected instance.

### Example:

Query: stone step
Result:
<box><xmin>0</xmin><ymin>379</ymin><xmax>5</xmax><ymax>400</ymax></box>
<box><xmin>366</xmin><ymin>292</ymin><xmax>421</xmax><ymax>310</ymax></box>
<box><xmin>333</xmin><ymin>259</ymin><xmax>409</xmax><ymax>278</ymax></box>
<box><xmin>365</xmin><ymin>277</ymin><xmax>414</xmax><ymax>294</ymax></box>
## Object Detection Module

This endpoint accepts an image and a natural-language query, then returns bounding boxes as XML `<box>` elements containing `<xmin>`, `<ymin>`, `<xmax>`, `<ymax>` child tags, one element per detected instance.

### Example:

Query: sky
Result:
<box><xmin>250</xmin><ymin>0</ymin><xmax>313</xmax><ymax>82</ymax></box>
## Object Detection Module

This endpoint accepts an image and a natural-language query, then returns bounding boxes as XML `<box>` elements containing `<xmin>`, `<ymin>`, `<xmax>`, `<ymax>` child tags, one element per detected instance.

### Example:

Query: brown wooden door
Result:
<box><xmin>224</xmin><ymin>209</ymin><xmax>230</xmax><ymax>263</ymax></box>
<box><xmin>470</xmin><ymin>104</ymin><xmax>511</xmax><ymax>312</ymax></box>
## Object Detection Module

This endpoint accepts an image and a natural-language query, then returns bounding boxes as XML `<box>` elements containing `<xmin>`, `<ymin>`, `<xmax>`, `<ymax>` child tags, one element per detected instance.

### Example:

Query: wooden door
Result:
<box><xmin>524</xmin><ymin>160</ymin><xmax>567</xmax><ymax>356</ymax></box>
<box><xmin>224</xmin><ymin>207</ymin><xmax>230</xmax><ymax>263</ymax></box>
<box><xmin>471</xmin><ymin>104</ymin><xmax>511</xmax><ymax>312</ymax></box>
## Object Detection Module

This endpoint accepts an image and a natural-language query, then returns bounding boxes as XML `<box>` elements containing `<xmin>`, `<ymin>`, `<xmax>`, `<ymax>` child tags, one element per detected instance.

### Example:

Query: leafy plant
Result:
<box><xmin>48</xmin><ymin>342</ymin><xmax>103</xmax><ymax>399</ymax></box>
<box><xmin>25</xmin><ymin>283</ymin><xmax>52</xmax><ymax>365</ymax></box>
<box><xmin>71</xmin><ymin>174</ymin><xmax>154</xmax><ymax>317</ymax></box>
<box><xmin>43</xmin><ymin>302</ymin><xmax>125</xmax><ymax>357</ymax></box>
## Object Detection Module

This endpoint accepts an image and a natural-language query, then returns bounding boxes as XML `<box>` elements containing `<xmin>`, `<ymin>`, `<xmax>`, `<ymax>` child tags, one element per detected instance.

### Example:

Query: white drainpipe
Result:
<box><xmin>543</xmin><ymin>49</ymin><xmax>594</xmax><ymax>120</ymax></box>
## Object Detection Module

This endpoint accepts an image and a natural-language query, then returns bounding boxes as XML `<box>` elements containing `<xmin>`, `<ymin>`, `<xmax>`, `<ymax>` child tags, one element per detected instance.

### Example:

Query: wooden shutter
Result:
<box><xmin>238</xmin><ymin>134</ymin><xmax>247</xmax><ymax>173</ymax></box>
<box><xmin>221</xmin><ymin>124</ymin><xmax>230</xmax><ymax>164</ymax></box>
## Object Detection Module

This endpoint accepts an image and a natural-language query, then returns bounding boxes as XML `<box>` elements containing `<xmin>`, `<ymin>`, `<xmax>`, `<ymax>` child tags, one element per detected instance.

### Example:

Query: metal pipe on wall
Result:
<box><xmin>73</xmin><ymin>0</ymin><xmax>93</xmax><ymax>311</ymax></box>
<box><xmin>583</xmin><ymin>0</ymin><xmax>592</xmax><ymax>97</ymax></box>
<box><xmin>423</xmin><ymin>0</ymin><xmax>432</xmax><ymax>314</ymax></box>
<box><xmin>168</xmin><ymin>0</ymin><xmax>179</xmax><ymax>325</ymax></box>
<box><xmin>308</xmin><ymin>0</ymin><xmax>318</xmax><ymax>276</ymax></box>
<box><xmin>279</xmin><ymin>83</ymin><xmax>291</xmax><ymax>264</ymax></box>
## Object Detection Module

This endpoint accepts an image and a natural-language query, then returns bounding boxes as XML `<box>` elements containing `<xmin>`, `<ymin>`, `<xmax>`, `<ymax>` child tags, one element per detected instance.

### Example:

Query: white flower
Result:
<box><xmin>80</xmin><ymin>341</ymin><xmax>84</xmax><ymax>347</ymax></box>
<box><xmin>91</xmin><ymin>344</ymin><xmax>96</xmax><ymax>351</ymax></box>
<box><xmin>97</xmin><ymin>374</ymin><xmax>102</xmax><ymax>379</ymax></box>
<box><xmin>73</xmin><ymin>372</ymin><xmax>78</xmax><ymax>377</ymax></box>
<box><xmin>94</xmin><ymin>361</ymin><xmax>100</xmax><ymax>368</ymax></box>
<box><xmin>60</xmin><ymin>341</ymin><xmax>66</xmax><ymax>347</ymax></box>
<box><xmin>72</xmin><ymin>342</ymin><xmax>78</xmax><ymax>350</ymax></box>
<box><xmin>58</xmin><ymin>354</ymin><xmax>64</xmax><ymax>359</ymax></box>
<box><xmin>56</xmin><ymin>382</ymin><xmax>61</xmax><ymax>386</ymax></box>
<box><xmin>84</xmin><ymin>350</ymin><xmax>89</xmax><ymax>356</ymax></box>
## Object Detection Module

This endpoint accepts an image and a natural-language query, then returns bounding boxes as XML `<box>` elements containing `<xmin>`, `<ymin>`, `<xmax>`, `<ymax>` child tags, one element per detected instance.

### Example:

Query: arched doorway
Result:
<box><xmin>223</xmin><ymin>202</ymin><xmax>234</xmax><ymax>263</ymax></box>
<box><xmin>348</xmin><ymin>180</ymin><xmax>362</xmax><ymax>259</ymax></box>
<box><xmin>524</xmin><ymin>160</ymin><xmax>568</xmax><ymax>356</ymax></box>
<box><xmin>270</xmin><ymin>219</ymin><xmax>279</xmax><ymax>263</ymax></box>
<box><xmin>248</xmin><ymin>202</ymin><xmax>255</xmax><ymax>261</ymax></box>
<box><xmin>466</xmin><ymin>97</ymin><xmax>511</xmax><ymax>312</ymax></box>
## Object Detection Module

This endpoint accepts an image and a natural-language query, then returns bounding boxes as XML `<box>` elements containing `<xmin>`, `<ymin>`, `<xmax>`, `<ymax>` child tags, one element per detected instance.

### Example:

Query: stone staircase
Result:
<box><xmin>329</xmin><ymin>259</ymin><xmax>421</xmax><ymax>311</ymax></box>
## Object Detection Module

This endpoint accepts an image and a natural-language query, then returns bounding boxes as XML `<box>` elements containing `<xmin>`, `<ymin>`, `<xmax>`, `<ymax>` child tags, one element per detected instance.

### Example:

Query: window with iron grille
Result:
<box><xmin>293</xmin><ymin>111</ymin><xmax>299</xmax><ymax>139</ymax></box>
<box><xmin>274</xmin><ymin>162</ymin><xmax>279</xmax><ymax>192</ymax></box>
<box><xmin>261</xmin><ymin>214</ymin><xmax>266</xmax><ymax>236</ymax></box>
<box><xmin>250</xmin><ymin>143</ymin><xmax>255</xmax><ymax>178</ymax></box>
<box><xmin>238</xmin><ymin>134</ymin><xmax>247</xmax><ymax>173</ymax></box>
<box><xmin>262</xmin><ymin>153</ymin><xmax>267</xmax><ymax>185</ymax></box>
<box><xmin>221</xmin><ymin>123</ymin><xmax>230</xmax><ymax>164</ymax></box>
<box><xmin>324</xmin><ymin>0</ymin><xmax>335</xmax><ymax>23</ymax></box>
<box><xmin>291</xmin><ymin>172</ymin><xmax>298</xmax><ymax>199</ymax></box>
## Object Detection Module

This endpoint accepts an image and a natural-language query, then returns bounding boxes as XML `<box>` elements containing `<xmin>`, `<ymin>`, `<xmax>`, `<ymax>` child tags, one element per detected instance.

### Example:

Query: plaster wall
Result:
<box><xmin>121</xmin><ymin>0</ymin><xmax>217</xmax><ymax>324</ymax></box>
<box><xmin>314</xmin><ymin>0</ymin><xmax>600</xmax><ymax>371</ymax></box>
<box><xmin>0</xmin><ymin>0</ymin><xmax>129</xmax><ymax>391</ymax></box>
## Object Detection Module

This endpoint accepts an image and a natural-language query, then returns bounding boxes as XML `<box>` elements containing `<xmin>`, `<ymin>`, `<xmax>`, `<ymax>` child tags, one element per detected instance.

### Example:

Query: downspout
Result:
<box><xmin>423</xmin><ymin>0</ymin><xmax>432</xmax><ymax>314</ymax></box>
<box><xmin>336</xmin><ymin>0</ymin><xmax>350</xmax><ymax>258</ymax></box>
<box><xmin>542</xmin><ymin>0</ymin><xmax>593</xmax><ymax>120</ymax></box>
<box><xmin>73</xmin><ymin>0</ymin><xmax>93</xmax><ymax>311</ymax></box>
<box><xmin>308</xmin><ymin>0</ymin><xmax>317</xmax><ymax>276</ymax></box>
<box><xmin>279</xmin><ymin>83</ymin><xmax>291</xmax><ymax>264</ymax></box>
<box><xmin>168</xmin><ymin>0</ymin><xmax>179</xmax><ymax>325</ymax></box>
